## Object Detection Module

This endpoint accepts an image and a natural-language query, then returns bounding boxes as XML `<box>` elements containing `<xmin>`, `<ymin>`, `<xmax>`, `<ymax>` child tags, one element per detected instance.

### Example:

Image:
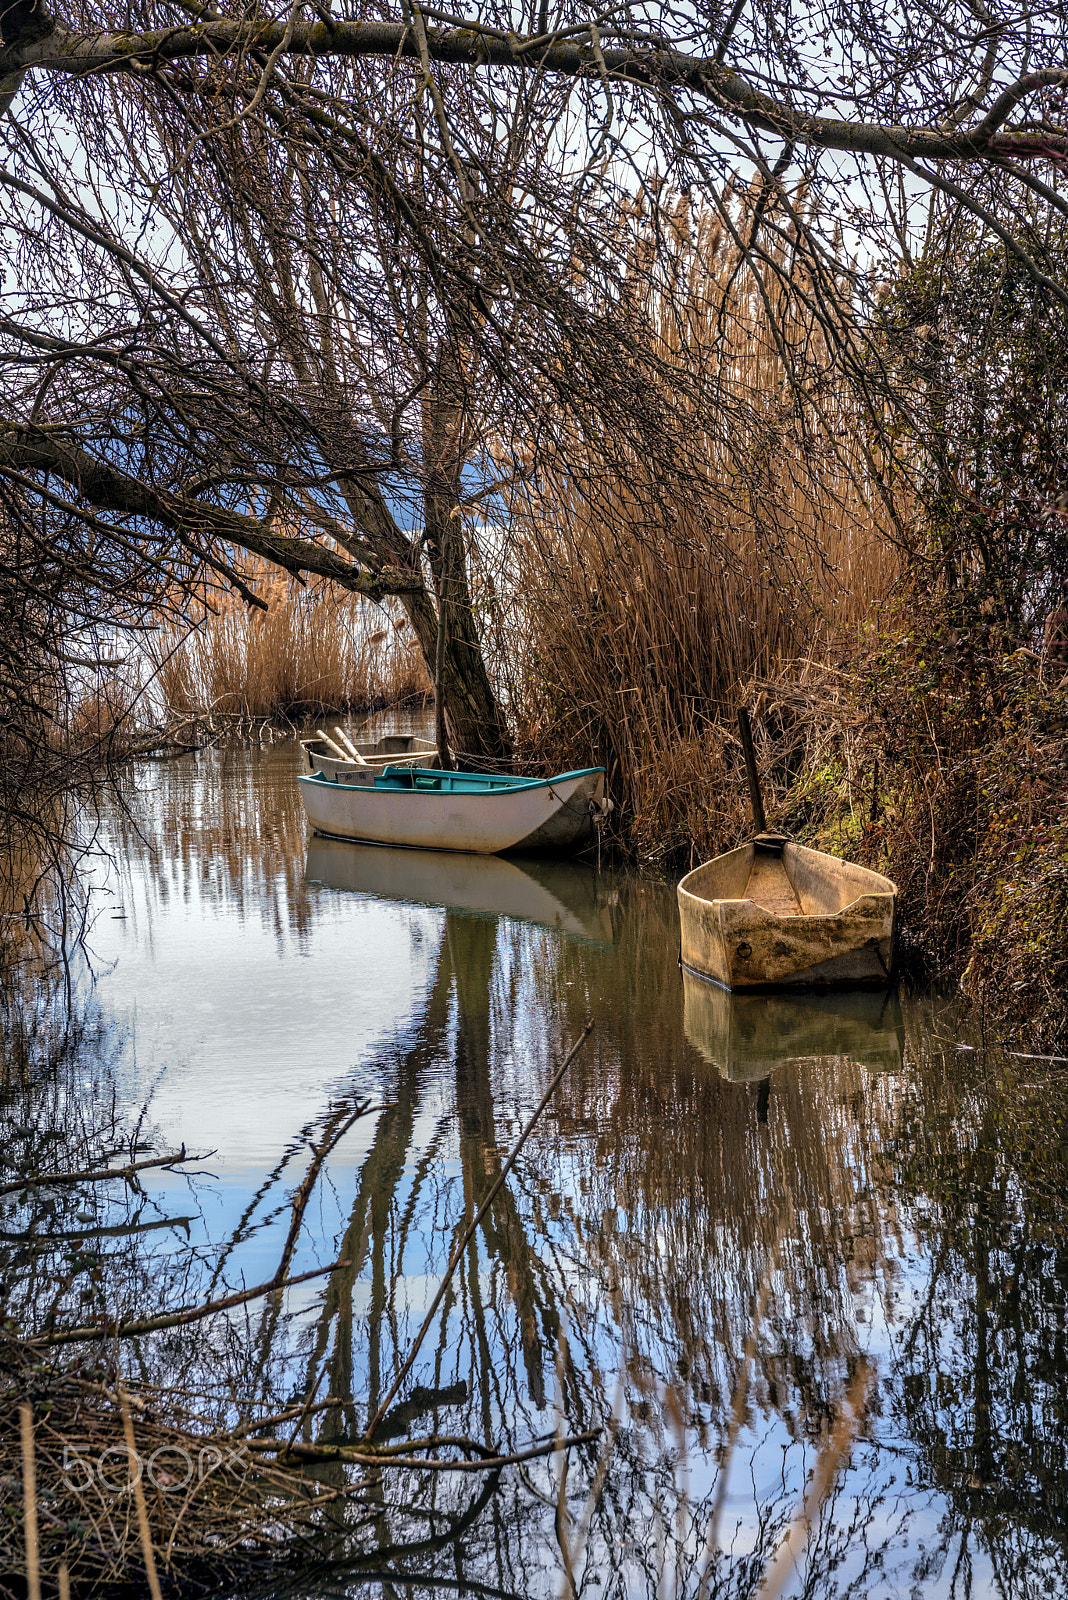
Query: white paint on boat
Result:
<box><xmin>297</xmin><ymin>766</ymin><xmax>605</xmax><ymax>854</ymax></box>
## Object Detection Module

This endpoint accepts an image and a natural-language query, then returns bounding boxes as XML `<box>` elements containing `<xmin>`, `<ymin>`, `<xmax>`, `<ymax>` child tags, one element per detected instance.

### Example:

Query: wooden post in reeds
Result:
<box><xmin>738</xmin><ymin>707</ymin><xmax>767</xmax><ymax>835</ymax></box>
<box><xmin>19</xmin><ymin>1402</ymin><xmax>41</xmax><ymax>1600</ymax></box>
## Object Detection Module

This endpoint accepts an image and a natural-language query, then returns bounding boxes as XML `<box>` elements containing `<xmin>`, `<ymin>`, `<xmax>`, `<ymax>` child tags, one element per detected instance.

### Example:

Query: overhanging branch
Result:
<box><xmin>2</xmin><ymin>18</ymin><xmax>1067</xmax><ymax>166</ymax></box>
<box><xmin>0</xmin><ymin>423</ymin><xmax>422</xmax><ymax>600</ymax></box>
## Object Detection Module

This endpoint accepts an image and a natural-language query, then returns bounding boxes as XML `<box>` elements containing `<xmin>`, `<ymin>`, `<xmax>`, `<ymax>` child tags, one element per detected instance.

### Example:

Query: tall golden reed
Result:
<box><xmin>507</xmin><ymin>192</ymin><xmax>903</xmax><ymax>858</ymax></box>
<box><xmin>147</xmin><ymin>562</ymin><xmax>430</xmax><ymax>722</ymax></box>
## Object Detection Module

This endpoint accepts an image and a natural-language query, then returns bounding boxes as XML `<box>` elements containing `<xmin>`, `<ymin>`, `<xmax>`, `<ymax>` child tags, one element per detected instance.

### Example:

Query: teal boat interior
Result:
<box><xmin>298</xmin><ymin>766</ymin><xmax>604</xmax><ymax>794</ymax></box>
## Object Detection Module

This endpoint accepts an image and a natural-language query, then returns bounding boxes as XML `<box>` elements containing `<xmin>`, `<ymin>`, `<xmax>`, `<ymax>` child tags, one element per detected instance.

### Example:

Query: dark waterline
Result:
<box><xmin>5</xmin><ymin>733</ymin><xmax>1068</xmax><ymax>1599</ymax></box>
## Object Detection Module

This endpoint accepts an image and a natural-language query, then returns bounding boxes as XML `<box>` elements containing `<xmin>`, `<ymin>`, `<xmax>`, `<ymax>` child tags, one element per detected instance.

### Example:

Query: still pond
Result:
<box><xmin>7</xmin><ymin>730</ymin><xmax>1068</xmax><ymax>1598</ymax></box>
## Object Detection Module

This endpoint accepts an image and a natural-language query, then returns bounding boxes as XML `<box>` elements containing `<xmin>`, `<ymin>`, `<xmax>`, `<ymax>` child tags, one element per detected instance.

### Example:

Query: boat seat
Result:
<box><xmin>744</xmin><ymin>852</ymin><xmax>802</xmax><ymax>917</ymax></box>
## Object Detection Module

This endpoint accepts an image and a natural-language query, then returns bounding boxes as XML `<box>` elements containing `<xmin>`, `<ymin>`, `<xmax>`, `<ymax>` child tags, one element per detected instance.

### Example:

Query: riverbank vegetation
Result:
<box><xmin>505</xmin><ymin>196</ymin><xmax>902</xmax><ymax>857</ymax></box>
<box><xmin>145</xmin><ymin>565</ymin><xmax>430</xmax><ymax>725</ymax></box>
<box><xmin>499</xmin><ymin>186</ymin><xmax>1068</xmax><ymax>1041</ymax></box>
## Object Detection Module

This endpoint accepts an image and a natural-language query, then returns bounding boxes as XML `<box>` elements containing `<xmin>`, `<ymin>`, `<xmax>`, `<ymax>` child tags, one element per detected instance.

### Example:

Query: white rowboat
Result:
<box><xmin>298</xmin><ymin>765</ymin><xmax>606</xmax><ymax>854</ymax></box>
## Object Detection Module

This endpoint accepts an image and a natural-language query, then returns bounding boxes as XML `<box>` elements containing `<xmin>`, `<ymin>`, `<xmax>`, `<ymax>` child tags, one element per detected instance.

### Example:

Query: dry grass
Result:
<box><xmin>2</xmin><ymin>1336</ymin><xmax>383</xmax><ymax>1599</ymax></box>
<box><xmin>507</xmin><ymin>193</ymin><xmax>902</xmax><ymax>861</ymax></box>
<box><xmin>146</xmin><ymin>562</ymin><xmax>431</xmax><ymax>722</ymax></box>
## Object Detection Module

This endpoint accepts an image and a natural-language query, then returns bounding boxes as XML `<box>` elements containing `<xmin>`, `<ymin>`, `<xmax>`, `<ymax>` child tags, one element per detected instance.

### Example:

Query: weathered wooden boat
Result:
<box><xmin>297</xmin><ymin>764</ymin><xmax>606</xmax><ymax>854</ymax></box>
<box><xmin>305</xmin><ymin>837</ymin><xmax>614</xmax><ymax>943</ymax></box>
<box><xmin>682</xmin><ymin>975</ymin><xmax>904</xmax><ymax>1080</ymax></box>
<box><xmin>301</xmin><ymin>732</ymin><xmax>437</xmax><ymax>780</ymax></box>
<box><xmin>678</xmin><ymin>835</ymin><xmax>897</xmax><ymax>991</ymax></box>
<box><xmin>677</xmin><ymin>708</ymin><xmax>896</xmax><ymax>991</ymax></box>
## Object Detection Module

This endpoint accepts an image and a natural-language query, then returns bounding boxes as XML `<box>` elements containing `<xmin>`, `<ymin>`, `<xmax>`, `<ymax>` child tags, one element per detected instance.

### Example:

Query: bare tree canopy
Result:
<box><xmin>2</xmin><ymin>0</ymin><xmax>1067</xmax><ymax>758</ymax></box>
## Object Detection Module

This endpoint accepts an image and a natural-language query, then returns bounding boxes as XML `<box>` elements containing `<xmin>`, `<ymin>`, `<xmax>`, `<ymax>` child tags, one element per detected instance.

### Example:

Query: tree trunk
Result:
<box><xmin>401</xmin><ymin>518</ymin><xmax>512</xmax><ymax>765</ymax></box>
<box><xmin>337</xmin><ymin>449</ymin><xmax>511</xmax><ymax>764</ymax></box>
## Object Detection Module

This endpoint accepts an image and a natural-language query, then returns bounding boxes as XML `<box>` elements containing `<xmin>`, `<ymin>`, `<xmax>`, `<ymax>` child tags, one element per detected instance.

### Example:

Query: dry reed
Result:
<box><xmin>2</xmin><ymin>1339</ymin><xmax>379</xmax><ymax>1598</ymax></box>
<box><xmin>20</xmin><ymin>1402</ymin><xmax>40</xmax><ymax>1600</ymax></box>
<box><xmin>507</xmin><ymin>193</ymin><xmax>902</xmax><ymax>861</ymax></box>
<box><xmin>146</xmin><ymin>561</ymin><xmax>431</xmax><ymax>722</ymax></box>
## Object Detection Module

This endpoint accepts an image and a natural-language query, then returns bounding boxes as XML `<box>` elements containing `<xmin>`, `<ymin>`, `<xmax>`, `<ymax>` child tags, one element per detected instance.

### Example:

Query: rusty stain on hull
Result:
<box><xmin>677</xmin><ymin>841</ymin><xmax>897</xmax><ymax>991</ymax></box>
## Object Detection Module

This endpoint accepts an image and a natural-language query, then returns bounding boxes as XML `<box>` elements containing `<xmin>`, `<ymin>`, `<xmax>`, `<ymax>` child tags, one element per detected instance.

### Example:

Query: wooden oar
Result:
<box><xmin>315</xmin><ymin>729</ymin><xmax>350</xmax><ymax>762</ymax></box>
<box><xmin>737</xmin><ymin>706</ymin><xmax>767</xmax><ymax>835</ymax></box>
<box><xmin>333</xmin><ymin>726</ymin><xmax>369</xmax><ymax>765</ymax></box>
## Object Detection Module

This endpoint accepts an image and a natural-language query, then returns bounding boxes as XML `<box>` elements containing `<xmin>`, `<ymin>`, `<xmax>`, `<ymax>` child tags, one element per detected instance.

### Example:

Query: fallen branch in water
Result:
<box><xmin>30</xmin><ymin>1260</ymin><xmax>351</xmax><ymax>1348</ymax></box>
<box><xmin>31</xmin><ymin>1098</ymin><xmax>378</xmax><ymax>1348</ymax></box>
<box><xmin>1</xmin><ymin>1213</ymin><xmax>194</xmax><ymax>1245</ymax></box>
<box><xmin>254</xmin><ymin>1430</ymin><xmax>601</xmax><ymax>1473</ymax></box>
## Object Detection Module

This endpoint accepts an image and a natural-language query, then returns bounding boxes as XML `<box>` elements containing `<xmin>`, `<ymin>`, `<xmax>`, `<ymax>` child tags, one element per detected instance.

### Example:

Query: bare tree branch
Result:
<box><xmin>4</xmin><ymin>15</ymin><xmax>1067</xmax><ymax>166</ymax></box>
<box><xmin>0</xmin><ymin>423</ymin><xmax>421</xmax><ymax>596</ymax></box>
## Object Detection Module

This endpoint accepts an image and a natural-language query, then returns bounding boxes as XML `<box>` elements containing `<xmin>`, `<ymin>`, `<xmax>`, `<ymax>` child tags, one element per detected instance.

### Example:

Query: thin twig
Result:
<box><xmin>276</xmin><ymin>1100</ymin><xmax>375</xmax><ymax>1282</ymax></box>
<box><xmin>752</xmin><ymin>1360</ymin><xmax>874</xmax><ymax>1600</ymax></box>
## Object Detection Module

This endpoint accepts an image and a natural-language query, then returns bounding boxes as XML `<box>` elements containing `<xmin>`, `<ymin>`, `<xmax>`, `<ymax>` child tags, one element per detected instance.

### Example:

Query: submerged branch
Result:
<box><xmin>0</xmin><ymin>1147</ymin><xmax>191</xmax><ymax>1198</ymax></box>
<box><xmin>29</xmin><ymin>1258</ymin><xmax>352</xmax><ymax>1347</ymax></box>
<box><xmin>258</xmin><ymin>1430</ymin><xmax>602</xmax><ymax>1472</ymax></box>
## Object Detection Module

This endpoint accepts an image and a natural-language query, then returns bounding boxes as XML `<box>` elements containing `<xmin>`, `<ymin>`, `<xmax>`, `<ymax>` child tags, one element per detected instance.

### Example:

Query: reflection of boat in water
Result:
<box><xmin>677</xmin><ymin>837</ymin><xmax>897</xmax><ymax>990</ymax></box>
<box><xmin>683</xmin><ymin>970</ymin><xmax>905</xmax><ymax>1081</ymax></box>
<box><xmin>298</xmin><ymin>765</ymin><xmax>606</xmax><ymax>854</ymax></box>
<box><xmin>305</xmin><ymin>837</ymin><xmax>615</xmax><ymax>944</ymax></box>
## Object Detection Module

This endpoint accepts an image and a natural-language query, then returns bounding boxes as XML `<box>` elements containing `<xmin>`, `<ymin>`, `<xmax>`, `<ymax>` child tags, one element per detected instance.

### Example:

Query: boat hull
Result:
<box><xmin>678</xmin><ymin>841</ymin><xmax>896</xmax><ymax>990</ymax></box>
<box><xmin>298</xmin><ymin>767</ymin><xmax>605</xmax><ymax>854</ymax></box>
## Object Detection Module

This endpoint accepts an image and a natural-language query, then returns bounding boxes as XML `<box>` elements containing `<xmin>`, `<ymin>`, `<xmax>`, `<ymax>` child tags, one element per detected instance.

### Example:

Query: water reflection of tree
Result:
<box><xmin>307</xmin><ymin>871</ymin><xmax>1068</xmax><ymax>1595</ymax></box>
<box><xmin>80</xmin><ymin>743</ymin><xmax>1068</xmax><ymax>1598</ymax></box>
<box><xmin>881</xmin><ymin>1036</ymin><xmax>1068</xmax><ymax>1585</ymax></box>
<box><xmin>283</xmin><ymin>907</ymin><xmax>564</xmax><ymax>1585</ymax></box>
<box><xmin>100</xmin><ymin>743</ymin><xmax>319</xmax><ymax>952</ymax></box>
<box><xmin>276</xmin><ymin>878</ymin><xmax>870</xmax><ymax>1589</ymax></box>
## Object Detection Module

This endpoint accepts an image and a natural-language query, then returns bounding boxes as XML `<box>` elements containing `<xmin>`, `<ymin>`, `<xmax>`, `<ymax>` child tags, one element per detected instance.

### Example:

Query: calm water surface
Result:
<box><xmin>13</xmin><ymin>732</ymin><xmax>1068</xmax><ymax>1597</ymax></box>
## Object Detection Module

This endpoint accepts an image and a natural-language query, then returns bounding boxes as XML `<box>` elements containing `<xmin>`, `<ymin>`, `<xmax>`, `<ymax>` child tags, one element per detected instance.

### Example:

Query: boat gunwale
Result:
<box><xmin>297</xmin><ymin>765</ymin><xmax>606</xmax><ymax>796</ymax></box>
<box><xmin>677</xmin><ymin>841</ymin><xmax>897</xmax><ymax>924</ymax></box>
<box><xmin>676</xmin><ymin>886</ymin><xmax>897</xmax><ymax>923</ymax></box>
